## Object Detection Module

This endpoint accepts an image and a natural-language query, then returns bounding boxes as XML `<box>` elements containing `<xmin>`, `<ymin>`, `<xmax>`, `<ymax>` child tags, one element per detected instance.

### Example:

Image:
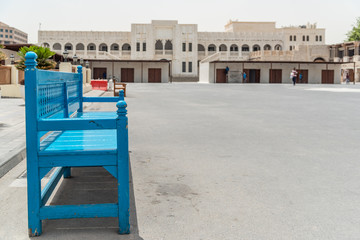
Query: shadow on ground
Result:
<box><xmin>35</xmin><ymin>162</ymin><xmax>142</xmax><ymax>240</ymax></box>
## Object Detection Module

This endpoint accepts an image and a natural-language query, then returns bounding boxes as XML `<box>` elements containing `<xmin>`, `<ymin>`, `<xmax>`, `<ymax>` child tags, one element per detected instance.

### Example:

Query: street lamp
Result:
<box><xmin>63</xmin><ymin>49</ymin><xmax>69</xmax><ymax>62</ymax></box>
<box><xmin>80</xmin><ymin>58</ymin><xmax>84</xmax><ymax>66</ymax></box>
<box><xmin>73</xmin><ymin>54</ymin><xmax>78</xmax><ymax>65</ymax></box>
<box><xmin>85</xmin><ymin>60</ymin><xmax>89</xmax><ymax>68</ymax></box>
<box><xmin>10</xmin><ymin>54</ymin><xmax>14</xmax><ymax>65</ymax></box>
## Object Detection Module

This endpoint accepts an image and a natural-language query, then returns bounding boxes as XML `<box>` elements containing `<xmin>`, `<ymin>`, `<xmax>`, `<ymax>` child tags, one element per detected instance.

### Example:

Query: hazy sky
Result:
<box><xmin>1</xmin><ymin>0</ymin><xmax>359</xmax><ymax>44</ymax></box>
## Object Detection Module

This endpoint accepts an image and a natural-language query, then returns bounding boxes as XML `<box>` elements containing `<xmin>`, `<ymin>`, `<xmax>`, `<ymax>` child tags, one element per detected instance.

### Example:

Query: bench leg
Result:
<box><xmin>27</xmin><ymin>165</ymin><xmax>42</xmax><ymax>236</ymax></box>
<box><xmin>63</xmin><ymin>167</ymin><xmax>71</xmax><ymax>178</ymax></box>
<box><xmin>118</xmin><ymin>157</ymin><xmax>130</xmax><ymax>234</ymax></box>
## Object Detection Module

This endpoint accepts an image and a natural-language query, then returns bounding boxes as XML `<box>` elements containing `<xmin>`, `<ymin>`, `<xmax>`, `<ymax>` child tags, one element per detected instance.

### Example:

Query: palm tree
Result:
<box><xmin>15</xmin><ymin>46</ymin><xmax>56</xmax><ymax>71</ymax></box>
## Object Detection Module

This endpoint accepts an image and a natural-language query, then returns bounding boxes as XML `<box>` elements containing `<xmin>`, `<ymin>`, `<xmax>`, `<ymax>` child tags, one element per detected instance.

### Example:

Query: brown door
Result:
<box><xmin>298</xmin><ymin>70</ymin><xmax>308</xmax><ymax>84</ymax></box>
<box><xmin>322</xmin><ymin>70</ymin><xmax>334</xmax><ymax>84</ymax></box>
<box><xmin>148</xmin><ymin>68</ymin><xmax>161</xmax><ymax>83</ymax></box>
<box><xmin>216</xmin><ymin>69</ymin><xmax>227</xmax><ymax>83</ymax></box>
<box><xmin>348</xmin><ymin>69</ymin><xmax>354</xmax><ymax>82</ymax></box>
<box><xmin>121</xmin><ymin>68</ymin><xmax>135</xmax><ymax>82</ymax></box>
<box><xmin>269</xmin><ymin>69</ymin><xmax>282</xmax><ymax>83</ymax></box>
<box><xmin>93</xmin><ymin>67</ymin><xmax>107</xmax><ymax>79</ymax></box>
<box><xmin>254</xmin><ymin>70</ymin><xmax>261</xmax><ymax>83</ymax></box>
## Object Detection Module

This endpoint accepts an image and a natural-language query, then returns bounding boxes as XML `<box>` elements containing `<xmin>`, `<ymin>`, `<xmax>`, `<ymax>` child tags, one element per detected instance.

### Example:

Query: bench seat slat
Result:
<box><xmin>38</xmin><ymin>118</ymin><xmax>117</xmax><ymax>131</ymax></box>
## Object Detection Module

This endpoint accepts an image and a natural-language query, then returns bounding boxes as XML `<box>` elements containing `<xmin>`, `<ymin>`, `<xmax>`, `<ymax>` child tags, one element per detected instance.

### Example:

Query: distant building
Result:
<box><xmin>38</xmin><ymin>20</ymin><xmax>329</xmax><ymax>83</ymax></box>
<box><xmin>0</xmin><ymin>22</ymin><xmax>28</xmax><ymax>44</ymax></box>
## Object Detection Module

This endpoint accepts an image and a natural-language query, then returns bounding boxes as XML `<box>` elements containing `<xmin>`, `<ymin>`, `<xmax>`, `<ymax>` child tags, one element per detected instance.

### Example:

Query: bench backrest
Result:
<box><xmin>25</xmin><ymin>53</ymin><xmax>83</xmax><ymax>121</ymax></box>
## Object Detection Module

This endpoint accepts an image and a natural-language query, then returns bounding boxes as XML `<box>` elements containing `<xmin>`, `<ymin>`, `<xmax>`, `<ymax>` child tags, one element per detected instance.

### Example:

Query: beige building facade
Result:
<box><xmin>38</xmin><ymin>20</ymin><xmax>328</xmax><ymax>82</ymax></box>
<box><xmin>0</xmin><ymin>22</ymin><xmax>28</xmax><ymax>45</ymax></box>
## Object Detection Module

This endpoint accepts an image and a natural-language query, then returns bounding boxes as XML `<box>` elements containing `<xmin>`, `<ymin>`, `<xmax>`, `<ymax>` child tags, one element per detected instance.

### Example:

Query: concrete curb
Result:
<box><xmin>0</xmin><ymin>145</ymin><xmax>26</xmax><ymax>179</ymax></box>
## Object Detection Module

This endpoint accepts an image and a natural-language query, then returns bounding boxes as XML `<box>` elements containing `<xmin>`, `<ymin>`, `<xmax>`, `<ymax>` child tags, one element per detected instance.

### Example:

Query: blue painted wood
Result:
<box><xmin>116</xmin><ymin>101</ymin><xmax>130</xmax><ymax>234</ymax></box>
<box><xmin>39</xmin><ymin>203</ymin><xmax>118</xmax><ymax>219</ymax></box>
<box><xmin>25</xmin><ymin>52</ymin><xmax>43</xmax><ymax>237</ymax></box>
<box><xmin>38</xmin><ymin>118</ymin><xmax>117</xmax><ymax>131</ymax></box>
<box><xmin>41</xmin><ymin>167</ymin><xmax>65</xmax><ymax>205</ymax></box>
<box><xmin>24</xmin><ymin>51</ymin><xmax>130</xmax><ymax>236</ymax></box>
<box><xmin>83</xmin><ymin>97</ymin><xmax>123</xmax><ymax>102</ymax></box>
<box><xmin>38</xmin><ymin>152</ymin><xmax>117</xmax><ymax>167</ymax></box>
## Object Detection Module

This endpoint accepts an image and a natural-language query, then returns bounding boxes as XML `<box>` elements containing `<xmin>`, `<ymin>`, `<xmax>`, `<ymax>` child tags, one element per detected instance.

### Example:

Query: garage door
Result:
<box><xmin>322</xmin><ymin>70</ymin><xmax>334</xmax><ymax>84</ymax></box>
<box><xmin>216</xmin><ymin>69</ymin><xmax>227</xmax><ymax>83</ymax></box>
<box><xmin>269</xmin><ymin>69</ymin><xmax>282</xmax><ymax>83</ymax></box>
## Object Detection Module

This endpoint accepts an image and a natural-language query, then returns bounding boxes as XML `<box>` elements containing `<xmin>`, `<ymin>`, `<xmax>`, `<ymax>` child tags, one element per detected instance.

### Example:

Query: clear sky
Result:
<box><xmin>1</xmin><ymin>0</ymin><xmax>359</xmax><ymax>44</ymax></box>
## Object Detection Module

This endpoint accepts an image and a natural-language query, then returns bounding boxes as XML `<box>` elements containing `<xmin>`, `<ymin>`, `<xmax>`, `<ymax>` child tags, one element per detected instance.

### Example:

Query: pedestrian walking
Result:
<box><xmin>243</xmin><ymin>71</ymin><xmax>247</xmax><ymax>83</ymax></box>
<box><xmin>291</xmin><ymin>68</ymin><xmax>297</xmax><ymax>86</ymax></box>
<box><xmin>346</xmin><ymin>72</ymin><xmax>350</xmax><ymax>84</ymax></box>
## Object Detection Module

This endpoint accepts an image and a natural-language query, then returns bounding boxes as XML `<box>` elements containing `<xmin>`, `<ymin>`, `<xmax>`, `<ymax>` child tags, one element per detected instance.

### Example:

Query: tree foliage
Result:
<box><xmin>347</xmin><ymin>17</ymin><xmax>360</xmax><ymax>41</ymax></box>
<box><xmin>0</xmin><ymin>44</ymin><xmax>6</xmax><ymax>65</ymax></box>
<box><xmin>15</xmin><ymin>46</ymin><xmax>56</xmax><ymax>71</ymax></box>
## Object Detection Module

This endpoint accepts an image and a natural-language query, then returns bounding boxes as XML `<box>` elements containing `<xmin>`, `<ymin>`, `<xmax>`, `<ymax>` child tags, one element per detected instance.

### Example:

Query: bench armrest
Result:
<box><xmin>83</xmin><ymin>97</ymin><xmax>122</xmax><ymax>103</ymax></box>
<box><xmin>38</xmin><ymin>118</ymin><xmax>117</xmax><ymax>131</ymax></box>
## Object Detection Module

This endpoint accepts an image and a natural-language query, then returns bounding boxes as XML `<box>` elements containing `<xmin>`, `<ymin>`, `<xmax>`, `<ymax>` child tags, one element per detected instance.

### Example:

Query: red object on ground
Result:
<box><xmin>91</xmin><ymin>80</ymin><xmax>108</xmax><ymax>91</ymax></box>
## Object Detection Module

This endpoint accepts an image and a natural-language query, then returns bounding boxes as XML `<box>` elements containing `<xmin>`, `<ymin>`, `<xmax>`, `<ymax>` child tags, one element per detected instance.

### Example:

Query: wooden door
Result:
<box><xmin>298</xmin><ymin>70</ymin><xmax>308</xmax><ymax>84</ymax></box>
<box><xmin>216</xmin><ymin>69</ymin><xmax>227</xmax><ymax>83</ymax></box>
<box><xmin>148</xmin><ymin>68</ymin><xmax>161</xmax><ymax>83</ymax></box>
<box><xmin>121</xmin><ymin>68</ymin><xmax>135</xmax><ymax>82</ymax></box>
<box><xmin>322</xmin><ymin>70</ymin><xmax>334</xmax><ymax>84</ymax></box>
<box><xmin>254</xmin><ymin>69</ymin><xmax>261</xmax><ymax>83</ymax></box>
<box><xmin>93</xmin><ymin>67</ymin><xmax>107</xmax><ymax>79</ymax></box>
<box><xmin>348</xmin><ymin>69</ymin><xmax>354</xmax><ymax>82</ymax></box>
<box><xmin>269</xmin><ymin>69</ymin><xmax>282</xmax><ymax>83</ymax></box>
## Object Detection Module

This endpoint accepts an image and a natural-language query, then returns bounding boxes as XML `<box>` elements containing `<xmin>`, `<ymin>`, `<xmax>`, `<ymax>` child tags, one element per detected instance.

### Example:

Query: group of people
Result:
<box><xmin>225</xmin><ymin>66</ymin><xmax>247</xmax><ymax>83</ymax></box>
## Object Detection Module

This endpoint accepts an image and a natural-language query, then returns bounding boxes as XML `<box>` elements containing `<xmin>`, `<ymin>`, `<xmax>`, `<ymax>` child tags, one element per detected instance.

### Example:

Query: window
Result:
<box><xmin>10</xmin><ymin>36</ymin><xmax>12</xmax><ymax>38</ymax></box>
<box><xmin>10</xmin><ymin>30</ymin><xmax>12</xmax><ymax>33</ymax></box>
<box><xmin>5</xmin><ymin>35</ymin><xmax>8</xmax><ymax>38</ymax></box>
<box><xmin>303</xmin><ymin>36</ymin><xmax>305</xmax><ymax>41</ymax></box>
<box><xmin>143</xmin><ymin>42</ymin><xmax>146</xmax><ymax>51</ymax></box>
<box><xmin>5</xmin><ymin>29</ymin><xmax>8</xmax><ymax>32</ymax></box>
<box><xmin>0</xmin><ymin>29</ymin><xmax>3</xmax><ymax>32</ymax></box>
<box><xmin>136</xmin><ymin>42</ymin><xmax>140</xmax><ymax>51</ymax></box>
<box><xmin>290</xmin><ymin>35</ymin><xmax>292</xmax><ymax>41</ymax></box>
<box><xmin>182</xmin><ymin>62</ymin><xmax>186</xmax><ymax>72</ymax></box>
<box><xmin>290</xmin><ymin>46</ymin><xmax>292</xmax><ymax>51</ymax></box>
<box><xmin>294</xmin><ymin>36</ymin><xmax>296</xmax><ymax>41</ymax></box>
<box><xmin>307</xmin><ymin>36</ymin><xmax>309</xmax><ymax>41</ymax></box>
<box><xmin>188</xmin><ymin>62</ymin><xmax>192</xmax><ymax>72</ymax></box>
<box><xmin>316</xmin><ymin>36</ymin><xmax>318</xmax><ymax>41</ymax></box>
<box><xmin>319</xmin><ymin>36</ymin><xmax>322</xmax><ymax>41</ymax></box>
<box><xmin>189</xmin><ymin>43</ymin><xmax>192</xmax><ymax>52</ymax></box>
<box><xmin>0</xmin><ymin>34</ymin><xmax>2</xmax><ymax>37</ymax></box>
<box><xmin>182</xmin><ymin>43</ymin><xmax>186</xmax><ymax>52</ymax></box>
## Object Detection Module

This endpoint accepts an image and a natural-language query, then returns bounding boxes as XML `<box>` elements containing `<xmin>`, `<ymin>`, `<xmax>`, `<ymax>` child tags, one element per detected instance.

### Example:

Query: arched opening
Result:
<box><xmin>274</xmin><ymin>44</ymin><xmax>282</xmax><ymax>51</ymax></box>
<box><xmin>64</xmin><ymin>43</ymin><xmax>73</xmax><ymax>51</ymax></box>
<box><xmin>99</xmin><ymin>43</ymin><xmax>108</xmax><ymax>52</ymax></box>
<box><xmin>76</xmin><ymin>43</ymin><xmax>84</xmax><ymax>50</ymax></box>
<box><xmin>164</xmin><ymin>40</ymin><xmax>173</xmax><ymax>50</ymax></box>
<box><xmin>111</xmin><ymin>43</ymin><xmax>119</xmax><ymax>51</ymax></box>
<box><xmin>42</xmin><ymin>42</ymin><xmax>50</xmax><ymax>48</ymax></box>
<box><xmin>87</xmin><ymin>43</ymin><xmax>96</xmax><ymax>51</ymax></box>
<box><xmin>241</xmin><ymin>44</ymin><xmax>249</xmax><ymax>52</ymax></box>
<box><xmin>314</xmin><ymin>57</ymin><xmax>326</xmax><ymax>62</ymax></box>
<box><xmin>252</xmin><ymin>45</ymin><xmax>260</xmax><ymax>52</ymax></box>
<box><xmin>219</xmin><ymin>44</ymin><xmax>227</xmax><ymax>51</ymax></box>
<box><xmin>230</xmin><ymin>44</ymin><xmax>238</xmax><ymax>52</ymax></box>
<box><xmin>198</xmin><ymin>44</ymin><xmax>205</xmax><ymax>51</ymax></box>
<box><xmin>122</xmin><ymin>43</ymin><xmax>131</xmax><ymax>51</ymax></box>
<box><xmin>155</xmin><ymin>40</ymin><xmax>163</xmax><ymax>50</ymax></box>
<box><xmin>264</xmin><ymin>44</ymin><xmax>271</xmax><ymax>51</ymax></box>
<box><xmin>208</xmin><ymin>44</ymin><xmax>216</xmax><ymax>52</ymax></box>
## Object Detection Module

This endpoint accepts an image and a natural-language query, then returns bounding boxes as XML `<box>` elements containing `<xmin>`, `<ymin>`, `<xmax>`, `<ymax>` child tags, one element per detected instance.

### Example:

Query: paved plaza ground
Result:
<box><xmin>1</xmin><ymin>83</ymin><xmax>360</xmax><ymax>239</ymax></box>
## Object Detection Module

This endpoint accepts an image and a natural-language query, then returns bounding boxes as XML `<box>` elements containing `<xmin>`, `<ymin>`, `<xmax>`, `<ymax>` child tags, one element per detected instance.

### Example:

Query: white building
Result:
<box><xmin>38</xmin><ymin>20</ymin><xmax>328</xmax><ymax>83</ymax></box>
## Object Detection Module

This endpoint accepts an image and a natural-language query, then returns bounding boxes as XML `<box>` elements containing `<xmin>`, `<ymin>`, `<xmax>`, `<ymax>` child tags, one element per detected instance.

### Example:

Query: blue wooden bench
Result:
<box><xmin>24</xmin><ymin>52</ymin><xmax>130</xmax><ymax>236</ymax></box>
